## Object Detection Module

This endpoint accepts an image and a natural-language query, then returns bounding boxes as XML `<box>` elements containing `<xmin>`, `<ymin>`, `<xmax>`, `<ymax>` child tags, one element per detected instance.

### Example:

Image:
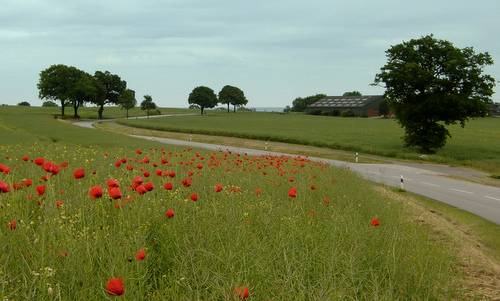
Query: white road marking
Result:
<box><xmin>365</xmin><ymin>171</ymin><xmax>381</xmax><ymax>175</ymax></box>
<box><xmin>485</xmin><ymin>195</ymin><xmax>500</xmax><ymax>202</ymax></box>
<box><xmin>450</xmin><ymin>188</ymin><xmax>474</xmax><ymax>194</ymax></box>
<box><xmin>421</xmin><ymin>181</ymin><xmax>440</xmax><ymax>187</ymax></box>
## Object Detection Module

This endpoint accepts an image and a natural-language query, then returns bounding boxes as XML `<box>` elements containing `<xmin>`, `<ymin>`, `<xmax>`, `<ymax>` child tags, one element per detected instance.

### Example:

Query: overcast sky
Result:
<box><xmin>1</xmin><ymin>0</ymin><xmax>498</xmax><ymax>107</ymax></box>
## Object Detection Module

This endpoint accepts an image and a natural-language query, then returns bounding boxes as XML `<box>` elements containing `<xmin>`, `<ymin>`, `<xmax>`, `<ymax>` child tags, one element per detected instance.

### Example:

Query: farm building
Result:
<box><xmin>307</xmin><ymin>95</ymin><xmax>385</xmax><ymax>117</ymax></box>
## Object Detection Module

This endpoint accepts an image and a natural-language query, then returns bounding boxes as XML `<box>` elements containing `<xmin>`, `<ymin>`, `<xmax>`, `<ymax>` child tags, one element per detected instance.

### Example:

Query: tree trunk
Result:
<box><xmin>73</xmin><ymin>102</ymin><xmax>80</xmax><ymax>119</ymax></box>
<box><xmin>201</xmin><ymin>106</ymin><xmax>204</xmax><ymax>115</ymax></box>
<box><xmin>233</xmin><ymin>105</ymin><xmax>236</xmax><ymax>113</ymax></box>
<box><xmin>227</xmin><ymin>103</ymin><xmax>230</xmax><ymax>113</ymax></box>
<box><xmin>98</xmin><ymin>104</ymin><xmax>104</xmax><ymax>120</ymax></box>
<box><xmin>126</xmin><ymin>109</ymin><xmax>129</xmax><ymax>119</ymax></box>
<box><xmin>60</xmin><ymin>101</ymin><xmax>65</xmax><ymax>117</ymax></box>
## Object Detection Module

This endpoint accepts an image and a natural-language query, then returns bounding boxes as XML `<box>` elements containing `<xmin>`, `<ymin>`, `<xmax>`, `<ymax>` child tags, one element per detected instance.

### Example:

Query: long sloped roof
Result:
<box><xmin>309</xmin><ymin>95</ymin><xmax>383</xmax><ymax>108</ymax></box>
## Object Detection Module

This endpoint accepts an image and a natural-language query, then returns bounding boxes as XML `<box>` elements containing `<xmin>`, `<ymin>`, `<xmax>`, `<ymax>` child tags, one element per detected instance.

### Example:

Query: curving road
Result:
<box><xmin>73</xmin><ymin>120</ymin><xmax>500</xmax><ymax>225</ymax></box>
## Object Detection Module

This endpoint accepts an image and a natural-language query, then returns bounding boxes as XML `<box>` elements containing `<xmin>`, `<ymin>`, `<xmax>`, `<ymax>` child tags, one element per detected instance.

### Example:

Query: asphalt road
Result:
<box><xmin>73</xmin><ymin>120</ymin><xmax>500</xmax><ymax>225</ymax></box>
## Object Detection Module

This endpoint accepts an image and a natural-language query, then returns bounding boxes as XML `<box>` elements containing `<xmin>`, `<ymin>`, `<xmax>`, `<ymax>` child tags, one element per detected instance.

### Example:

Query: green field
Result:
<box><xmin>3</xmin><ymin>105</ymin><xmax>194</xmax><ymax>120</ymax></box>
<box><xmin>1</xmin><ymin>107</ymin><xmax>499</xmax><ymax>299</ymax></box>
<box><xmin>119</xmin><ymin>112</ymin><xmax>500</xmax><ymax>174</ymax></box>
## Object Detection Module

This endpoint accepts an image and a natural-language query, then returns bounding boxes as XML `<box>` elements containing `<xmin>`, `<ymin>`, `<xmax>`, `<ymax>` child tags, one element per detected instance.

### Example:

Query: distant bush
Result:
<box><xmin>341</xmin><ymin>110</ymin><xmax>355</xmax><ymax>117</ymax></box>
<box><xmin>18</xmin><ymin>101</ymin><xmax>31</xmax><ymax>106</ymax></box>
<box><xmin>42</xmin><ymin>101</ymin><xmax>58</xmax><ymax>107</ymax></box>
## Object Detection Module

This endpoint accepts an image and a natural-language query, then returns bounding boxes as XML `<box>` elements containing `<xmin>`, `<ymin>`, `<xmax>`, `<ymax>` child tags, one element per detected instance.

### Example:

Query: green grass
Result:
<box><xmin>0</xmin><ymin>107</ymin><xmax>494</xmax><ymax>299</ymax></box>
<box><xmin>119</xmin><ymin>112</ymin><xmax>500</xmax><ymax>174</ymax></box>
<box><xmin>3</xmin><ymin>105</ymin><xmax>194</xmax><ymax>120</ymax></box>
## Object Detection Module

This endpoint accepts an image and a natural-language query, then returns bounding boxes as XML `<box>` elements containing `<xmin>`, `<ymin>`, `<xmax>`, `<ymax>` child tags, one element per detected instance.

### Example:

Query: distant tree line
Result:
<box><xmin>37</xmin><ymin>64</ymin><xmax>145</xmax><ymax>119</ymax></box>
<box><xmin>188</xmin><ymin>85</ymin><xmax>248</xmax><ymax>115</ymax></box>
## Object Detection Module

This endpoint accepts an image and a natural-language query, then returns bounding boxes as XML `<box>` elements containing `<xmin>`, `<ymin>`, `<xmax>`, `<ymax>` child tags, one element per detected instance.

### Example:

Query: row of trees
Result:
<box><xmin>37</xmin><ymin>64</ymin><xmax>137</xmax><ymax>119</ymax></box>
<box><xmin>188</xmin><ymin>85</ymin><xmax>248</xmax><ymax>115</ymax></box>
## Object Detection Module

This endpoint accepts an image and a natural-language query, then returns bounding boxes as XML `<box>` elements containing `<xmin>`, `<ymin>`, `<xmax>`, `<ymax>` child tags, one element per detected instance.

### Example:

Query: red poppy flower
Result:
<box><xmin>135</xmin><ymin>149</ymin><xmax>142</xmax><ymax>155</ymax></box>
<box><xmin>106</xmin><ymin>179</ymin><xmax>119</xmax><ymax>188</ymax></box>
<box><xmin>22</xmin><ymin>155</ymin><xmax>29</xmax><ymax>161</ymax></box>
<box><xmin>182</xmin><ymin>178</ymin><xmax>192</xmax><ymax>187</ymax></box>
<box><xmin>163</xmin><ymin>182</ymin><xmax>173</xmax><ymax>190</ymax></box>
<box><xmin>114</xmin><ymin>160</ymin><xmax>122</xmax><ymax>168</ymax></box>
<box><xmin>135</xmin><ymin>185</ymin><xmax>147</xmax><ymax>195</ymax></box>
<box><xmin>89</xmin><ymin>185</ymin><xmax>103</xmax><ymax>199</ymax></box>
<box><xmin>196</xmin><ymin>163</ymin><xmax>203</xmax><ymax>170</ymax></box>
<box><xmin>234</xmin><ymin>286</ymin><xmax>249</xmax><ymax>299</ymax></box>
<box><xmin>8</xmin><ymin>219</ymin><xmax>17</xmax><ymax>230</ymax></box>
<box><xmin>144</xmin><ymin>182</ymin><xmax>154</xmax><ymax>191</ymax></box>
<box><xmin>132</xmin><ymin>176</ymin><xmax>143</xmax><ymax>185</ymax></box>
<box><xmin>135</xmin><ymin>249</ymin><xmax>146</xmax><ymax>261</ymax></box>
<box><xmin>106</xmin><ymin>277</ymin><xmax>125</xmax><ymax>296</ymax></box>
<box><xmin>165</xmin><ymin>208</ymin><xmax>175</xmax><ymax>218</ymax></box>
<box><xmin>255</xmin><ymin>188</ymin><xmax>263</xmax><ymax>197</ymax></box>
<box><xmin>34</xmin><ymin>157</ymin><xmax>45</xmax><ymax>166</ymax></box>
<box><xmin>73</xmin><ymin>168</ymin><xmax>85</xmax><ymax>179</ymax></box>
<box><xmin>187</xmin><ymin>171</ymin><xmax>194</xmax><ymax>176</ymax></box>
<box><xmin>190</xmin><ymin>193</ymin><xmax>199</xmax><ymax>202</ymax></box>
<box><xmin>55</xmin><ymin>200</ymin><xmax>64</xmax><ymax>208</ymax></box>
<box><xmin>143</xmin><ymin>171</ymin><xmax>150</xmax><ymax>178</ymax></box>
<box><xmin>0</xmin><ymin>163</ymin><xmax>10</xmax><ymax>174</ymax></box>
<box><xmin>126</xmin><ymin>165</ymin><xmax>134</xmax><ymax>171</ymax></box>
<box><xmin>214</xmin><ymin>183</ymin><xmax>223</xmax><ymax>193</ymax></box>
<box><xmin>288</xmin><ymin>187</ymin><xmax>297</xmax><ymax>198</ymax></box>
<box><xmin>0</xmin><ymin>180</ymin><xmax>10</xmax><ymax>193</ymax></box>
<box><xmin>370</xmin><ymin>217</ymin><xmax>380</xmax><ymax>227</ymax></box>
<box><xmin>22</xmin><ymin>178</ymin><xmax>33</xmax><ymax>187</ymax></box>
<box><xmin>155</xmin><ymin>169</ymin><xmax>162</xmax><ymax>176</ymax></box>
<box><xmin>36</xmin><ymin>185</ymin><xmax>46</xmax><ymax>196</ymax></box>
<box><xmin>168</xmin><ymin>171</ymin><xmax>176</xmax><ymax>178</ymax></box>
<box><xmin>109</xmin><ymin>187</ymin><xmax>122</xmax><ymax>199</ymax></box>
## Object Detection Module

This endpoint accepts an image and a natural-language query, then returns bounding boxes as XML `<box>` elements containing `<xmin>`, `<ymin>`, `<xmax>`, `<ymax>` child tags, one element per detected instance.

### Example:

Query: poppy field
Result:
<box><xmin>118</xmin><ymin>112</ymin><xmax>500</xmax><ymax>174</ymax></box>
<box><xmin>0</xmin><ymin>108</ymin><xmax>461</xmax><ymax>300</ymax></box>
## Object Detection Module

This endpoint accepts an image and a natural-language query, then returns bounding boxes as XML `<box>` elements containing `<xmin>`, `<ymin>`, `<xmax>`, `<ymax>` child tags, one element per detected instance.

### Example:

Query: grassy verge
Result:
<box><xmin>118</xmin><ymin>112</ymin><xmax>500</xmax><ymax>175</ymax></box>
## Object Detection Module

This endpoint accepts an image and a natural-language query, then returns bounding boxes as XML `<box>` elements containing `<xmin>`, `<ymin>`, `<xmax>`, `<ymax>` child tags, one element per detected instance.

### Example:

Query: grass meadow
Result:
<box><xmin>0</xmin><ymin>107</ymin><xmax>488</xmax><ymax>299</ymax></box>
<box><xmin>119</xmin><ymin>112</ymin><xmax>500</xmax><ymax>175</ymax></box>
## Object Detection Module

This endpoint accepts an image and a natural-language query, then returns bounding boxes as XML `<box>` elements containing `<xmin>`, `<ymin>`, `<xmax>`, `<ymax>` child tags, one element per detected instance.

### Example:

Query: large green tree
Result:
<box><xmin>374</xmin><ymin>35</ymin><xmax>495</xmax><ymax>153</ymax></box>
<box><xmin>291</xmin><ymin>94</ymin><xmax>326</xmax><ymax>112</ymax></box>
<box><xmin>38</xmin><ymin>64</ymin><xmax>83</xmax><ymax>117</ymax></box>
<box><xmin>140</xmin><ymin>95</ymin><xmax>157</xmax><ymax>118</ymax></box>
<box><xmin>119</xmin><ymin>89</ymin><xmax>136</xmax><ymax>118</ymax></box>
<box><xmin>93</xmin><ymin>71</ymin><xmax>127</xmax><ymax>119</ymax></box>
<box><xmin>218</xmin><ymin>85</ymin><xmax>247</xmax><ymax>113</ymax></box>
<box><xmin>69</xmin><ymin>71</ymin><xmax>97</xmax><ymax>118</ymax></box>
<box><xmin>188</xmin><ymin>86</ymin><xmax>218</xmax><ymax>115</ymax></box>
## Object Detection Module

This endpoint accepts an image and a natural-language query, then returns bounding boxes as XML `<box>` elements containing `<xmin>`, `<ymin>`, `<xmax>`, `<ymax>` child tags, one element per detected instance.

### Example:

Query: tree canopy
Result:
<box><xmin>42</xmin><ymin>101</ymin><xmax>58</xmax><ymax>107</ymax></box>
<box><xmin>343</xmin><ymin>91</ymin><xmax>362</xmax><ymax>96</ymax></box>
<box><xmin>188</xmin><ymin>86</ymin><xmax>218</xmax><ymax>115</ymax></box>
<box><xmin>291</xmin><ymin>94</ymin><xmax>326</xmax><ymax>112</ymax></box>
<box><xmin>140</xmin><ymin>95</ymin><xmax>157</xmax><ymax>118</ymax></box>
<box><xmin>374</xmin><ymin>35</ymin><xmax>495</xmax><ymax>153</ymax></box>
<box><xmin>119</xmin><ymin>89</ymin><xmax>136</xmax><ymax>118</ymax></box>
<box><xmin>38</xmin><ymin>64</ymin><xmax>83</xmax><ymax>117</ymax></box>
<box><xmin>218</xmin><ymin>85</ymin><xmax>247</xmax><ymax>113</ymax></box>
<box><xmin>93</xmin><ymin>71</ymin><xmax>127</xmax><ymax>119</ymax></box>
<box><xmin>17</xmin><ymin>101</ymin><xmax>30</xmax><ymax>106</ymax></box>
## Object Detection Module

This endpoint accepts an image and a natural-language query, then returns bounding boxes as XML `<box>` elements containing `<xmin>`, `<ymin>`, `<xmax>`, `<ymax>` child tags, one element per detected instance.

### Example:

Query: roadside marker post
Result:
<box><xmin>189</xmin><ymin>134</ymin><xmax>192</xmax><ymax>142</ymax></box>
<box><xmin>400</xmin><ymin>175</ymin><xmax>404</xmax><ymax>190</ymax></box>
<box><xmin>355</xmin><ymin>152</ymin><xmax>359</xmax><ymax>163</ymax></box>
<box><xmin>265</xmin><ymin>142</ymin><xmax>268</xmax><ymax>150</ymax></box>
